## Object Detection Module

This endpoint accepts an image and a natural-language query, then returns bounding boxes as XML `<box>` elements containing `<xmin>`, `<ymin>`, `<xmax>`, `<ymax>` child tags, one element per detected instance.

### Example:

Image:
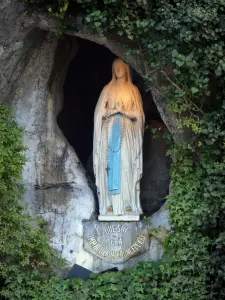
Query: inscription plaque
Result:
<box><xmin>83</xmin><ymin>221</ymin><xmax>150</xmax><ymax>263</ymax></box>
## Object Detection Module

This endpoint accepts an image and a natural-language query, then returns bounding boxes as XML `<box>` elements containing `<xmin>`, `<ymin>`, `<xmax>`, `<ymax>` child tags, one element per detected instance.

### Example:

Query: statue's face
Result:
<box><xmin>113</xmin><ymin>61</ymin><xmax>126</xmax><ymax>79</ymax></box>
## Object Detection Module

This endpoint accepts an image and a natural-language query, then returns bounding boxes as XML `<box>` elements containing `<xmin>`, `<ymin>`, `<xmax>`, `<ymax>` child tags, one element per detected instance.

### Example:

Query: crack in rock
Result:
<box><xmin>34</xmin><ymin>182</ymin><xmax>76</xmax><ymax>190</ymax></box>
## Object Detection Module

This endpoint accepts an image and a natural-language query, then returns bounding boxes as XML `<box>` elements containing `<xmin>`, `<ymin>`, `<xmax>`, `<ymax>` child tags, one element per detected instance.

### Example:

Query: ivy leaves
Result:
<box><xmin>0</xmin><ymin>107</ymin><xmax>65</xmax><ymax>298</ymax></box>
<box><xmin>4</xmin><ymin>262</ymin><xmax>162</xmax><ymax>300</ymax></box>
<box><xmin>165</xmin><ymin>107</ymin><xmax>225</xmax><ymax>300</ymax></box>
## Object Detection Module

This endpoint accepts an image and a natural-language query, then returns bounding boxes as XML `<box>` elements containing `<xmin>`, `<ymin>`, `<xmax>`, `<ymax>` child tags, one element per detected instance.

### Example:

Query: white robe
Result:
<box><xmin>93</xmin><ymin>82</ymin><xmax>144</xmax><ymax>216</ymax></box>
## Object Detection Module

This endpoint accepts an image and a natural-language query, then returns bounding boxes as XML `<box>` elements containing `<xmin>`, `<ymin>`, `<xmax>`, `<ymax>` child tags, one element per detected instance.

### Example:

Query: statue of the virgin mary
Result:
<box><xmin>93</xmin><ymin>58</ymin><xmax>145</xmax><ymax>221</ymax></box>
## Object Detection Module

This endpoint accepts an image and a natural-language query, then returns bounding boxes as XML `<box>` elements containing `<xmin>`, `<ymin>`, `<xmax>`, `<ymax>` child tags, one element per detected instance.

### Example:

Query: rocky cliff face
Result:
<box><xmin>1</xmin><ymin>2</ymin><xmax>95</xmax><ymax>268</ymax></box>
<box><xmin>0</xmin><ymin>0</ymin><xmax>170</xmax><ymax>273</ymax></box>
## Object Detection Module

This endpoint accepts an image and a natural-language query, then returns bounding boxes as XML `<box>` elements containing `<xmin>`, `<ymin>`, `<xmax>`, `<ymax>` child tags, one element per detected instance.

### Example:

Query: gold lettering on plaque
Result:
<box><xmin>87</xmin><ymin>235</ymin><xmax>146</xmax><ymax>259</ymax></box>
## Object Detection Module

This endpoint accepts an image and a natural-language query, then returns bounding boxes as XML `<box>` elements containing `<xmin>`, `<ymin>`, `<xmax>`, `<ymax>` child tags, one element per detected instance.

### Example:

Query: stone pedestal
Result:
<box><xmin>98</xmin><ymin>215</ymin><xmax>139</xmax><ymax>221</ymax></box>
<box><xmin>83</xmin><ymin>220</ymin><xmax>149</xmax><ymax>264</ymax></box>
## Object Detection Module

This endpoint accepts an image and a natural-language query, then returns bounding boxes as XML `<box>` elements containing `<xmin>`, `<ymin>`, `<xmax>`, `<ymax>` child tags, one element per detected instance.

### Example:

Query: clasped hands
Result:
<box><xmin>110</xmin><ymin>103</ymin><xmax>125</xmax><ymax>116</ymax></box>
<box><xmin>104</xmin><ymin>103</ymin><xmax>136</xmax><ymax>121</ymax></box>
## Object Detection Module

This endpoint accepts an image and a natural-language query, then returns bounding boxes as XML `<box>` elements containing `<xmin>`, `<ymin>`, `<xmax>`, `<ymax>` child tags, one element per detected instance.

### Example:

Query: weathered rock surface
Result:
<box><xmin>141</xmin><ymin>120</ymin><xmax>171</xmax><ymax>214</ymax></box>
<box><xmin>148</xmin><ymin>202</ymin><xmax>170</xmax><ymax>260</ymax></box>
<box><xmin>1</xmin><ymin>9</ymin><xmax>95</xmax><ymax>267</ymax></box>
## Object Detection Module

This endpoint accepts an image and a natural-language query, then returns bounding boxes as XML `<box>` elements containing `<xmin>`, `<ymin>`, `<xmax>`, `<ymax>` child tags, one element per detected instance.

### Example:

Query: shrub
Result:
<box><xmin>0</xmin><ymin>106</ymin><xmax>65</xmax><ymax>298</ymax></box>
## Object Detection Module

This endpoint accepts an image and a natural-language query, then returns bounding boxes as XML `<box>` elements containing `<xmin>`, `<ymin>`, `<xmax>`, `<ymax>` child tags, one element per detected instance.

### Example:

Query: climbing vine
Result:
<box><xmin>4</xmin><ymin>0</ymin><xmax>225</xmax><ymax>299</ymax></box>
<box><xmin>0</xmin><ymin>106</ymin><xmax>65</xmax><ymax>299</ymax></box>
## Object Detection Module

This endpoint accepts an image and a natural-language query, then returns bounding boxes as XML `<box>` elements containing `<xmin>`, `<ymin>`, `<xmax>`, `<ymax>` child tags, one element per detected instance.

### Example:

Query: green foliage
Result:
<box><xmin>162</xmin><ymin>107</ymin><xmax>225</xmax><ymax>300</ymax></box>
<box><xmin>0</xmin><ymin>107</ymin><xmax>26</xmax><ymax>201</ymax></box>
<box><xmin>0</xmin><ymin>106</ymin><xmax>65</xmax><ymax>298</ymax></box>
<box><xmin>4</xmin><ymin>261</ymin><xmax>162</xmax><ymax>300</ymax></box>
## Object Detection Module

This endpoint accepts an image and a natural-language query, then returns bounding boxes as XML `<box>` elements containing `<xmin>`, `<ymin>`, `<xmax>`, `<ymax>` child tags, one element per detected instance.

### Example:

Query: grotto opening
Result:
<box><xmin>57</xmin><ymin>37</ymin><xmax>171</xmax><ymax>215</ymax></box>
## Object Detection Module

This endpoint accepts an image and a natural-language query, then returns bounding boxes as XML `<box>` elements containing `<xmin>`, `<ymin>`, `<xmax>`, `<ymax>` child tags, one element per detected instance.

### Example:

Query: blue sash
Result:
<box><xmin>108</xmin><ymin>114</ymin><xmax>122</xmax><ymax>195</ymax></box>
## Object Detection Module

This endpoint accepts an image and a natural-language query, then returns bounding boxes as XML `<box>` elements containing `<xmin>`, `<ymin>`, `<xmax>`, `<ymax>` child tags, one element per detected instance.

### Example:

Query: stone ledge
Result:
<box><xmin>98</xmin><ymin>215</ymin><xmax>140</xmax><ymax>221</ymax></box>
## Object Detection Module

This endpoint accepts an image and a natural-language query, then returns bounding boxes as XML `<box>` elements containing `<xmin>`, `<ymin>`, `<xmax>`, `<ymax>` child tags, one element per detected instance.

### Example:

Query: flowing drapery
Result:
<box><xmin>93</xmin><ymin>80</ymin><xmax>144</xmax><ymax>216</ymax></box>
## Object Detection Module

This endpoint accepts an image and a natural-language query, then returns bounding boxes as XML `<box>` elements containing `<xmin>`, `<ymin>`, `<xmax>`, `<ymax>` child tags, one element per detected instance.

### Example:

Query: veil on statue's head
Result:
<box><xmin>111</xmin><ymin>58</ymin><xmax>132</xmax><ymax>83</ymax></box>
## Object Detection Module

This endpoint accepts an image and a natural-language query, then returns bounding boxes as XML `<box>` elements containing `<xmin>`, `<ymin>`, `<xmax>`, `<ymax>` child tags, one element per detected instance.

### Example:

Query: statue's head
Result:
<box><xmin>112</xmin><ymin>58</ymin><xmax>131</xmax><ymax>82</ymax></box>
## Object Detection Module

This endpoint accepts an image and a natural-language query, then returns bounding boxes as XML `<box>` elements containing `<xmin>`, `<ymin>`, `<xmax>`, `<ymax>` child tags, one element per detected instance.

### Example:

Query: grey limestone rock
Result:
<box><xmin>1</xmin><ymin>18</ymin><xmax>95</xmax><ymax>267</ymax></box>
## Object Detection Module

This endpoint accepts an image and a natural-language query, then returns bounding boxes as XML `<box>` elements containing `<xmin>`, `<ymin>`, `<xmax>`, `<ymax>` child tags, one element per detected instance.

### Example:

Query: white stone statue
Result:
<box><xmin>93</xmin><ymin>58</ymin><xmax>145</xmax><ymax>221</ymax></box>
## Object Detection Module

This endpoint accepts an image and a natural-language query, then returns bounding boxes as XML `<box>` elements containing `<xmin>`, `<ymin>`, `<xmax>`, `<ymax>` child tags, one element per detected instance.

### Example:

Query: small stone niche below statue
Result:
<box><xmin>93</xmin><ymin>58</ymin><xmax>145</xmax><ymax>221</ymax></box>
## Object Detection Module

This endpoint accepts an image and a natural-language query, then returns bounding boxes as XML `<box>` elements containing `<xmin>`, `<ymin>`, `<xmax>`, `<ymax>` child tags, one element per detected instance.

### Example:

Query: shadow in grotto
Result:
<box><xmin>57</xmin><ymin>38</ymin><xmax>170</xmax><ymax>215</ymax></box>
